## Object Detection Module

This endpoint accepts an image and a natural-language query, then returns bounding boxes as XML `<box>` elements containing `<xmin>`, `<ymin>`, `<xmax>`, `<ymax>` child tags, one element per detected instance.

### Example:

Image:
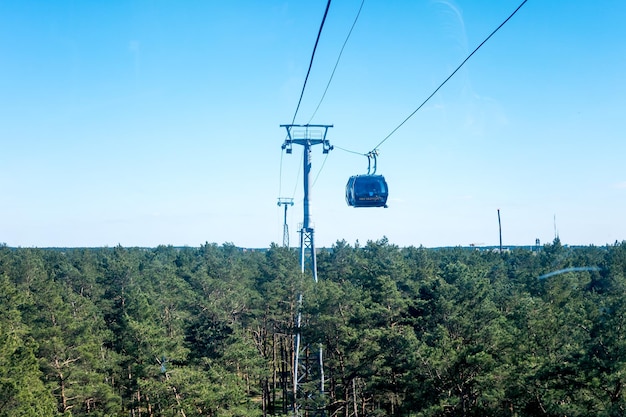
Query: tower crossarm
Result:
<box><xmin>280</xmin><ymin>124</ymin><xmax>334</xmax><ymax>154</ymax></box>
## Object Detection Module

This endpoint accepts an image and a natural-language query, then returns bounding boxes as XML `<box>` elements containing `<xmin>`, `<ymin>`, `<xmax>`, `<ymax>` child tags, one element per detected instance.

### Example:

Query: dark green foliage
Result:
<box><xmin>1</xmin><ymin>240</ymin><xmax>626</xmax><ymax>416</ymax></box>
<box><xmin>0</xmin><ymin>264</ymin><xmax>57</xmax><ymax>417</ymax></box>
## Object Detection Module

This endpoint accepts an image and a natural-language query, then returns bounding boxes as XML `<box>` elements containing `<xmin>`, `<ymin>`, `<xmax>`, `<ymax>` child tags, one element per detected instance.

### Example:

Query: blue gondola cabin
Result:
<box><xmin>345</xmin><ymin>175</ymin><xmax>388</xmax><ymax>208</ymax></box>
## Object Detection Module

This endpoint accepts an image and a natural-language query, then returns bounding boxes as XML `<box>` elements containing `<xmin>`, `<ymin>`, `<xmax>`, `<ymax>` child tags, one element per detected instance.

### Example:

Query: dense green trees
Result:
<box><xmin>0</xmin><ymin>268</ymin><xmax>57</xmax><ymax>416</ymax></box>
<box><xmin>1</xmin><ymin>240</ymin><xmax>626</xmax><ymax>416</ymax></box>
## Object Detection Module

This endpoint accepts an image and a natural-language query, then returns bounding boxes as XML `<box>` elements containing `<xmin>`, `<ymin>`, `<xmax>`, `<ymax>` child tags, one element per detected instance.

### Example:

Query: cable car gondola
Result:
<box><xmin>345</xmin><ymin>150</ymin><xmax>388</xmax><ymax>208</ymax></box>
<box><xmin>346</xmin><ymin>174</ymin><xmax>388</xmax><ymax>208</ymax></box>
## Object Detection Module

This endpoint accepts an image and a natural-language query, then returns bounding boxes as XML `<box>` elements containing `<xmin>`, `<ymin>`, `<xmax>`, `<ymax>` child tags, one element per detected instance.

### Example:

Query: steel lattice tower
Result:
<box><xmin>281</xmin><ymin>124</ymin><xmax>333</xmax><ymax>281</ymax></box>
<box><xmin>281</xmin><ymin>124</ymin><xmax>333</xmax><ymax>416</ymax></box>
<box><xmin>277</xmin><ymin>198</ymin><xmax>294</xmax><ymax>247</ymax></box>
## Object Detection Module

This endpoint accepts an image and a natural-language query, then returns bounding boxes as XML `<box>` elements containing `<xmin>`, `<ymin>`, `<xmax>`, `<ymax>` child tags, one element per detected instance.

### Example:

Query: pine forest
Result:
<box><xmin>2</xmin><ymin>238</ymin><xmax>626</xmax><ymax>416</ymax></box>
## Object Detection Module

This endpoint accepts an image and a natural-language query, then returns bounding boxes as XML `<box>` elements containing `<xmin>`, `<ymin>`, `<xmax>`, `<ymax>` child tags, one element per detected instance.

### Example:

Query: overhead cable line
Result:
<box><xmin>333</xmin><ymin>144</ymin><xmax>365</xmax><ymax>156</ymax></box>
<box><xmin>366</xmin><ymin>0</ymin><xmax>528</xmax><ymax>153</ymax></box>
<box><xmin>290</xmin><ymin>0</ymin><xmax>332</xmax><ymax>124</ymax></box>
<box><xmin>308</xmin><ymin>0</ymin><xmax>365</xmax><ymax>123</ymax></box>
<box><xmin>278</xmin><ymin>149</ymin><xmax>284</xmax><ymax>197</ymax></box>
<box><xmin>279</xmin><ymin>0</ymin><xmax>332</xmax><ymax>203</ymax></box>
<box><xmin>307</xmin><ymin>0</ymin><xmax>364</xmax><ymax>193</ymax></box>
<box><xmin>291</xmin><ymin>151</ymin><xmax>303</xmax><ymax>199</ymax></box>
<box><xmin>312</xmin><ymin>152</ymin><xmax>330</xmax><ymax>188</ymax></box>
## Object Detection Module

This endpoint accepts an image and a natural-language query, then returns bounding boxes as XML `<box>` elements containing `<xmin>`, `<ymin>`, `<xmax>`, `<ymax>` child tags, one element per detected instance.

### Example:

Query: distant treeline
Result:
<box><xmin>1</xmin><ymin>238</ymin><xmax>626</xmax><ymax>416</ymax></box>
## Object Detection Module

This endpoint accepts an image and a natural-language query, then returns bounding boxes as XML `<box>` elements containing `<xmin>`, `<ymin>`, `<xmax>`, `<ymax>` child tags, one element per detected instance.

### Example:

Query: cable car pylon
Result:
<box><xmin>281</xmin><ymin>124</ymin><xmax>333</xmax><ymax>282</ymax></box>
<box><xmin>277</xmin><ymin>198</ymin><xmax>294</xmax><ymax>247</ymax></box>
<box><xmin>281</xmin><ymin>123</ymin><xmax>333</xmax><ymax>416</ymax></box>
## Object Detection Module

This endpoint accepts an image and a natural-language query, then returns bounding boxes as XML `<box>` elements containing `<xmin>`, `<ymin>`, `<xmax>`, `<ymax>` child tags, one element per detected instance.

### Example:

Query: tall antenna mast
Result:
<box><xmin>554</xmin><ymin>214</ymin><xmax>559</xmax><ymax>241</ymax></box>
<box><xmin>277</xmin><ymin>198</ymin><xmax>294</xmax><ymax>247</ymax></box>
<box><xmin>498</xmin><ymin>209</ymin><xmax>503</xmax><ymax>253</ymax></box>
<box><xmin>281</xmin><ymin>123</ymin><xmax>333</xmax><ymax>416</ymax></box>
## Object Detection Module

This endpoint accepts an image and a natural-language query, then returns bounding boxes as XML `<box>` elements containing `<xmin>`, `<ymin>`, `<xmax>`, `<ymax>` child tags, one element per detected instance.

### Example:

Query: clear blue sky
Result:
<box><xmin>1</xmin><ymin>0</ymin><xmax>624</xmax><ymax>248</ymax></box>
